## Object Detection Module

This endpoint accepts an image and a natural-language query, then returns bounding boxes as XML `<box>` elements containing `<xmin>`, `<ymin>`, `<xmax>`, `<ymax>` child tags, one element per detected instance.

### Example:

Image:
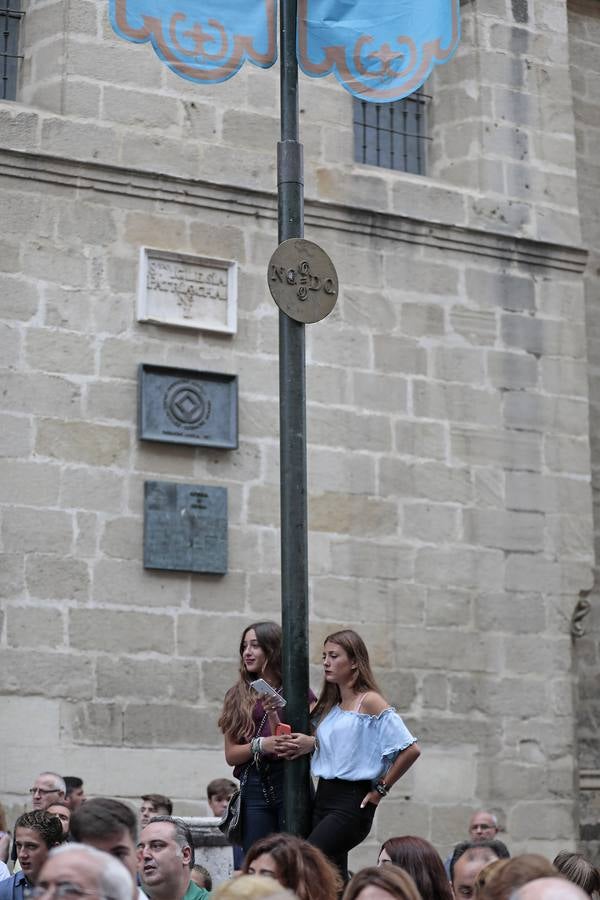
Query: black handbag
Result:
<box><xmin>218</xmin><ymin>711</ymin><xmax>269</xmax><ymax>844</ymax></box>
<box><xmin>218</xmin><ymin>771</ymin><xmax>246</xmax><ymax>844</ymax></box>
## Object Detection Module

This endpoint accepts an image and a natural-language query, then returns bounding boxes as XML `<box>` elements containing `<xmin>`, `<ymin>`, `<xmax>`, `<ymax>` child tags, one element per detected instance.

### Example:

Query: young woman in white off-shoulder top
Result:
<box><xmin>276</xmin><ymin>628</ymin><xmax>421</xmax><ymax>882</ymax></box>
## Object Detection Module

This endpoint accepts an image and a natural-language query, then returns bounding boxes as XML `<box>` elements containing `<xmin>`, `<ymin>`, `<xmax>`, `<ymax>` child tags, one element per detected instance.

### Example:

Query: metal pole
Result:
<box><xmin>278</xmin><ymin>0</ymin><xmax>311</xmax><ymax>838</ymax></box>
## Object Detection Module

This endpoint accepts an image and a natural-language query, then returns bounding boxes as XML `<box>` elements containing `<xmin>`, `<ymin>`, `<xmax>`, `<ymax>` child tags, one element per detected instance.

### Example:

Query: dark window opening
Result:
<box><xmin>1</xmin><ymin>0</ymin><xmax>23</xmax><ymax>101</ymax></box>
<box><xmin>353</xmin><ymin>93</ymin><xmax>431</xmax><ymax>175</ymax></box>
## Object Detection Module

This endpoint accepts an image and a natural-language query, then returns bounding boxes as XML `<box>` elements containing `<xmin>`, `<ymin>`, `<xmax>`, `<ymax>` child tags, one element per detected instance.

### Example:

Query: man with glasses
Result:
<box><xmin>32</xmin><ymin>843</ymin><xmax>131</xmax><ymax>900</ymax></box>
<box><xmin>30</xmin><ymin>775</ymin><xmax>67</xmax><ymax>812</ymax></box>
<box><xmin>468</xmin><ymin>811</ymin><xmax>499</xmax><ymax>842</ymax></box>
<box><xmin>0</xmin><ymin>811</ymin><xmax>63</xmax><ymax>900</ymax></box>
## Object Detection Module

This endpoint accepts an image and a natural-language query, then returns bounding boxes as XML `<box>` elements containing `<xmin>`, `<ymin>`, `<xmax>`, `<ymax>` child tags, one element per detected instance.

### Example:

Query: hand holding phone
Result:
<box><xmin>276</xmin><ymin>723</ymin><xmax>291</xmax><ymax>736</ymax></box>
<box><xmin>250</xmin><ymin>679</ymin><xmax>287</xmax><ymax>707</ymax></box>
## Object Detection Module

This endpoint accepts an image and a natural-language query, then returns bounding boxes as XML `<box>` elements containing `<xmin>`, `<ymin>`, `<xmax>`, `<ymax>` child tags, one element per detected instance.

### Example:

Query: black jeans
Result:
<box><xmin>307</xmin><ymin>778</ymin><xmax>376</xmax><ymax>882</ymax></box>
<box><xmin>241</xmin><ymin>760</ymin><xmax>284</xmax><ymax>855</ymax></box>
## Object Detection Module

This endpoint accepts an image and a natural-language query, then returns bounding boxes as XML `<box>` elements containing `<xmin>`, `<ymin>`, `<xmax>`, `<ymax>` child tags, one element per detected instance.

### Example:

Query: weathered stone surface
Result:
<box><xmin>69</xmin><ymin>609</ymin><xmax>175</xmax><ymax>654</ymax></box>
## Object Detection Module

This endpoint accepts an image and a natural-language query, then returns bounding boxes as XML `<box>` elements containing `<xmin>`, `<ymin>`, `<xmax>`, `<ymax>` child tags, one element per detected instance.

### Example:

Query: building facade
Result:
<box><xmin>0</xmin><ymin>0</ymin><xmax>599</xmax><ymax>866</ymax></box>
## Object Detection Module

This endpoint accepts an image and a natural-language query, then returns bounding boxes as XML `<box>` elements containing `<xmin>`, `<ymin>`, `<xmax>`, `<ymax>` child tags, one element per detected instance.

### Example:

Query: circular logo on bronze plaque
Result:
<box><xmin>267</xmin><ymin>239</ymin><xmax>338</xmax><ymax>324</ymax></box>
<box><xmin>164</xmin><ymin>381</ymin><xmax>211</xmax><ymax>429</ymax></box>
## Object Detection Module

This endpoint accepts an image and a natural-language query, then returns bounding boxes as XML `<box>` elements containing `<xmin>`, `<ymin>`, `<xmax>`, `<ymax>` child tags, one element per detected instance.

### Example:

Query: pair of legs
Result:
<box><xmin>307</xmin><ymin>778</ymin><xmax>376</xmax><ymax>882</ymax></box>
<box><xmin>241</xmin><ymin>761</ymin><xmax>284</xmax><ymax>855</ymax></box>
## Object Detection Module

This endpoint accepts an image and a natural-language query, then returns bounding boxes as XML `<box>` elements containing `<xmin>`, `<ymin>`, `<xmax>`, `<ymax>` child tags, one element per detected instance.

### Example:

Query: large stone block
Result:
<box><xmin>69</xmin><ymin>609</ymin><xmax>175</xmax><ymax>654</ymax></box>
<box><xmin>449</xmin><ymin>307</ymin><xmax>497</xmax><ymax>346</ymax></box>
<box><xmin>329</xmin><ymin>539</ymin><xmax>414</xmax><ymax>581</ymax></box>
<box><xmin>310</xmin><ymin>492</ymin><xmax>399</xmax><ymax>537</ymax></box>
<box><xmin>0</xmin><ymin>413</ymin><xmax>32</xmax><ymax>459</ymax></box>
<box><xmin>432</xmin><ymin>347</ymin><xmax>486</xmax><ymax>384</ymax></box>
<box><xmin>25</xmin><ymin>555</ymin><xmax>90</xmax><ymax>602</ymax></box>
<box><xmin>379</xmin><ymin>460</ymin><xmax>473</xmax><ymax>503</ymax></box>
<box><xmin>462</xmin><ymin>508</ymin><xmax>544</xmax><ymax>551</ymax></box>
<box><xmin>509</xmin><ymin>801</ymin><xmax>575</xmax><ymax>841</ymax></box>
<box><xmin>415</xmin><ymin>546</ymin><xmax>504</xmax><ymax>590</ymax></box>
<box><xmin>414</xmin><ymin>382</ymin><xmax>501</xmax><ymax>426</ymax></box>
<box><xmin>100</xmin><ymin>517</ymin><xmax>142</xmax><ymax>560</ymax></box>
<box><xmin>351</xmin><ymin>372</ymin><xmax>408</xmax><ymax>414</ymax></box>
<box><xmin>503</xmin><ymin>392</ymin><xmax>589</xmax><ymax>435</ymax></box>
<box><xmin>425</xmin><ymin>587</ymin><xmax>472</xmax><ymax>628</ymax></box>
<box><xmin>61</xmin><ymin>466</ymin><xmax>126</xmax><ymax>513</ymax></box>
<box><xmin>544</xmin><ymin>435</ymin><xmax>591</xmax><ymax>475</ymax></box>
<box><xmin>504</xmin><ymin>553</ymin><xmax>561</xmax><ymax>593</ymax></box>
<box><xmin>394</xmin><ymin>421</ymin><xmax>447</xmax><ymax>461</ymax></box>
<box><xmin>501</xmin><ymin>314</ymin><xmax>586</xmax><ymax>358</ymax></box>
<box><xmin>396</xmin><ymin>628</ymin><xmax>502</xmax><ymax>673</ymax></box>
<box><xmin>451</xmin><ymin>426</ymin><xmax>541</xmax><ymax>470</ymax></box>
<box><xmin>0</xmin><ymin>553</ymin><xmax>25</xmax><ymax>598</ymax></box>
<box><xmin>96</xmin><ymin>656</ymin><xmax>201</xmax><ymax>703</ymax></box>
<box><xmin>403</xmin><ymin>502</ymin><xmax>459</xmax><ymax>544</ymax></box>
<box><xmin>474</xmin><ymin>592</ymin><xmax>546</xmax><ymax>634</ymax></box>
<box><xmin>190</xmin><ymin>572</ymin><xmax>248</xmax><ymax>613</ymax></box>
<box><xmin>486</xmin><ymin>350</ymin><xmax>538</xmax><ymax>390</ymax></box>
<box><xmin>466</xmin><ymin>268</ymin><xmax>535</xmax><ymax>312</ymax></box>
<box><xmin>0</xmin><ymin>649</ymin><xmax>93</xmax><ymax>699</ymax></box>
<box><xmin>2</xmin><ymin>507</ymin><xmax>73</xmax><ymax>554</ymax></box>
<box><xmin>309</xmin><ymin>406</ymin><xmax>392</xmax><ymax>452</ymax></box>
<box><xmin>307</xmin><ymin>447</ymin><xmax>376</xmax><ymax>495</ymax></box>
<box><xmin>0</xmin><ymin>460</ymin><xmax>60</xmax><ymax>505</ymax></box>
<box><xmin>6</xmin><ymin>604</ymin><xmax>65</xmax><ymax>649</ymax></box>
<box><xmin>1</xmin><ymin>697</ymin><xmax>60</xmax><ymax>748</ymax></box>
<box><xmin>123</xmin><ymin>704</ymin><xmax>221</xmax><ymax>748</ymax></box>
<box><xmin>311</xmin><ymin>576</ymin><xmax>425</xmax><ymax>626</ymax></box>
<box><xmin>36</xmin><ymin>419</ymin><xmax>131</xmax><ymax>467</ymax></box>
<box><xmin>60</xmin><ymin>701</ymin><xmax>124</xmax><ymax>745</ymax></box>
<box><xmin>85</xmin><ymin>381</ymin><xmax>137</xmax><ymax>423</ymax></box>
<box><xmin>413</xmin><ymin>748</ymin><xmax>478</xmax><ymax>803</ymax></box>
<box><xmin>449</xmin><ymin>675</ymin><xmax>547</xmax><ymax>718</ymax></box>
<box><xmin>0</xmin><ymin>371</ymin><xmax>82</xmax><ymax>417</ymax></box>
<box><xmin>373</xmin><ymin>335</ymin><xmax>428</xmax><ymax>375</ymax></box>
<box><xmin>176</xmin><ymin>614</ymin><xmax>247</xmax><ymax>659</ymax></box>
<box><xmin>92</xmin><ymin>559</ymin><xmax>189</xmax><ymax>608</ymax></box>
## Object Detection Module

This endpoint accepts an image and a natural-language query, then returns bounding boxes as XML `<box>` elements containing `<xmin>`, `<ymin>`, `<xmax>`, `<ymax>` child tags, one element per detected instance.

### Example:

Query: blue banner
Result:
<box><xmin>109</xmin><ymin>0</ymin><xmax>277</xmax><ymax>83</ymax></box>
<box><xmin>298</xmin><ymin>0</ymin><xmax>460</xmax><ymax>102</ymax></box>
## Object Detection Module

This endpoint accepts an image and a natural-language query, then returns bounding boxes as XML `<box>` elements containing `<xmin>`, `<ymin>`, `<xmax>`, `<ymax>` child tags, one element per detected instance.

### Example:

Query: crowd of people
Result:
<box><xmin>1</xmin><ymin>622</ymin><xmax>599</xmax><ymax>899</ymax></box>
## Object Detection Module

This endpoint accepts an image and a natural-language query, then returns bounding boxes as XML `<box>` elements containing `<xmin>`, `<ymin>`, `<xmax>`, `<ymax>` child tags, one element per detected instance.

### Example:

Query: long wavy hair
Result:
<box><xmin>243</xmin><ymin>833</ymin><xmax>342</xmax><ymax>900</ymax></box>
<box><xmin>218</xmin><ymin>621</ymin><xmax>282</xmax><ymax>741</ymax></box>
<box><xmin>343</xmin><ymin>866</ymin><xmax>422</xmax><ymax>900</ymax></box>
<box><xmin>311</xmin><ymin>629</ymin><xmax>381</xmax><ymax>724</ymax></box>
<box><xmin>380</xmin><ymin>836</ymin><xmax>453</xmax><ymax>900</ymax></box>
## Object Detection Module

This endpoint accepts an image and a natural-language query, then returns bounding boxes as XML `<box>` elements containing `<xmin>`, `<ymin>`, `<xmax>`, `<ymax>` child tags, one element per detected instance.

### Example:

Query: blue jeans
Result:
<box><xmin>241</xmin><ymin>761</ymin><xmax>284</xmax><ymax>855</ymax></box>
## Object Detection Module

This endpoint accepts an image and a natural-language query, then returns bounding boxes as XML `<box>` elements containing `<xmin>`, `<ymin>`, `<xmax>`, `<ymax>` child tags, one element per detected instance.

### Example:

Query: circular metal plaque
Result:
<box><xmin>267</xmin><ymin>239</ymin><xmax>339</xmax><ymax>324</ymax></box>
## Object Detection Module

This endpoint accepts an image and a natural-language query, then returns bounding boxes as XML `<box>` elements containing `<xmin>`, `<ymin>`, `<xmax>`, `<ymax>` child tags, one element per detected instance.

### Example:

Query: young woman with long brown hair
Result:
<box><xmin>277</xmin><ymin>629</ymin><xmax>420</xmax><ymax>881</ymax></box>
<box><xmin>218</xmin><ymin>621</ymin><xmax>315</xmax><ymax>855</ymax></box>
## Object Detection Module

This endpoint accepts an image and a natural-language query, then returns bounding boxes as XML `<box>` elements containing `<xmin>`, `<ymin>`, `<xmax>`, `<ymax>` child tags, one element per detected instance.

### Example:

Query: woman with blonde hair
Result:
<box><xmin>212</xmin><ymin>875</ymin><xmax>297</xmax><ymax>900</ymax></box>
<box><xmin>277</xmin><ymin>629</ymin><xmax>420</xmax><ymax>881</ymax></box>
<box><xmin>343</xmin><ymin>866</ymin><xmax>423</xmax><ymax>900</ymax></box>
<box><xmin>243</xmin><ymin>833</ymin><xmax>342</xmax><ymax>900</ymax></box>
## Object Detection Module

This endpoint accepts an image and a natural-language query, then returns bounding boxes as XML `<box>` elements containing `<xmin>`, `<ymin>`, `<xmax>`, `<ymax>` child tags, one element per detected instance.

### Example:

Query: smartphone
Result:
<box><xmin>250</xmin><ymin>679</ymin><xmax>287</xmax><ymax>707</ymax></box>
<box><xmin>276</xmin><ymin>723</ymin><xmax>291</xmax><ymax>736</ymax></box>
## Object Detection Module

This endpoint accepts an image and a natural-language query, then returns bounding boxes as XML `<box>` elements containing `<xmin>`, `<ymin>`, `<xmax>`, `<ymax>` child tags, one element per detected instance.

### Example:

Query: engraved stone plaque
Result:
<box><xmin>137</xmin><ymin>247</ymin><xmax>237</xmax><ymax>334</ymax></box>
<box><xmin>144</xmin><ymin>481</ymin><xmax>227</xmax><ymax>574</ymax></box>
<box><xmin>138</xmin><ymin>364</ymin><xmax>238</xmax><ymax>449</ymax></box>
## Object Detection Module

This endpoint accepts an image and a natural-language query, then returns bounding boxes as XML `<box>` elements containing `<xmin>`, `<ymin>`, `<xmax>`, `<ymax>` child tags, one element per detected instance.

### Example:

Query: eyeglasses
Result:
<box><xmin>28</xmin><ymin>885</ymin><xmax>113</xmax><ymax>899</ymax></box>
<box><xmin>29</xmin><ymin>788</ymin><xmax>61</xmax><ymax>796</ymax></box>
<box><xmin>471</xmin><ymin>824</ymin><xmax>494</xmax><ymax>831</ymax></box>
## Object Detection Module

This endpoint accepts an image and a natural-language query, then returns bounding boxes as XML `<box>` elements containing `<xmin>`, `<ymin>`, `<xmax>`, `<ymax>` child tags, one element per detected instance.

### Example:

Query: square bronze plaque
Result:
<box><xmin>138</xmin><ymin>363</ymin><xmax>238</xmax><ymax>449</ymax></box>
<box><xmin>144</xmin><ymin>481</ymin><xmax>227</xmax><ymax>574</ymax></box>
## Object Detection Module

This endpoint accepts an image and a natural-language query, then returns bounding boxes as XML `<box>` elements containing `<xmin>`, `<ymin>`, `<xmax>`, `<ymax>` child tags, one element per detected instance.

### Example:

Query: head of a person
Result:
<box><xmin>343</xmin><ymin>865</ymin><xmax>423</xmax><ymax>900</ymax></box>
<box><xmin>469</xmin><ymin>813</ymin><xmax>499</xmax><ymax>844</ymax></box>
<box><xmin>378</xmin><ymin>836</ymin><xmax>453</xmax><ymax>900</ymax></box>
<box><xmin>70</xmin><ymin>797</ymin><xmax>139</xmax><ymax>891</ymax></box>
<box><xmin>474</xmin><ymin>860</ymin><xmax>507</xmax><ymax>899</ymax></box>
<box><xmin>451</xmin><ymin>843</ymin><xmax>510</xmax><ymax>900</ymax></box>
<box><xmin>513</xmin><ymin>877</ymin><xmax>591</xmax><ymax>900</ymax></box>
<box><xmin>14</xmin><ymin>810</ymin><xmax>64</xmax><ymax>885</ymax></box>
<box><xmin>239</xmin><ymin>621</ymin><xmax>282</xmax><ymax>682</ymax></box>
<box><xmin>30</xmin><ymin>773</ymin><xmax>66</xmax><ymax>811</ymax></box>
<box><xmin>138</xmin><ymin>816</ymin><xmax>194</xmax><ymax>898</ymax></box>
<box><xmin>477</xmin><ymin>855</ymin><xmax>557</xmax><ymax>900</ymax></box>
<box><xmin>46</xmin><ymin>803</ymin><xmax>72</xmax><ymax>836</ymax></box>
<box><xmin>191</xmin><ymin>864</ymin><xmax>212</xmax><ymax>892</ymax></box>
<box><xmin>207</xmin><ymin>778</ymin><xmax>237</xmax><ymax>818</ymax></box>
<box><xmin>212</xmin><ymin>875</ymin><xmax>297</xmax><ymax>900</ymax></box>
<box><xmin>36</xmin><ymin>843</ymin><xmax>133</xmax><ymax>900</ymax></box>
<box><xmin>243</xmin><ymin>833</ymin><xmax>342</xmax><ymax>900</ymax></box>
<box><xmin>63</xmin><ymin>777</ymin><xmax>86</xmax><ymax>813</ymax></box>
<box><xmin>312</xmin><ymin>629</ymin><xmax>380</xmax><ymax>721</ymax></box>
<box><xmin>140</xmin><ymin>794</ymin><xmax>173</xmax><ymax>828</ymax></box>
<box><xmin>552</xmin><ymin>852</ymin><xmax>600</xmax><ymax>897</ymax></box>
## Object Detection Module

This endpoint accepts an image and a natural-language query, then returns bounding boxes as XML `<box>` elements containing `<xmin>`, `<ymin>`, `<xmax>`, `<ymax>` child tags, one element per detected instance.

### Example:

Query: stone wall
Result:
<box><xmin>568</xmin><ymin>0</ymin><xmax>600</xmax><ymax>862</ymax></box>
<box><xmin>0</xmin><ymin>0</ymin><xmax>596</xmax><ymax>868</ymax></box>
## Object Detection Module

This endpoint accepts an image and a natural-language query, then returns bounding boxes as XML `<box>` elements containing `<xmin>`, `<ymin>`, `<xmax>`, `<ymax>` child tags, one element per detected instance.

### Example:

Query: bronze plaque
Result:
<box><xmin>267</xmin><ymin>239</ymin><xmax>338</xmax><ymax>324</ymax></box>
